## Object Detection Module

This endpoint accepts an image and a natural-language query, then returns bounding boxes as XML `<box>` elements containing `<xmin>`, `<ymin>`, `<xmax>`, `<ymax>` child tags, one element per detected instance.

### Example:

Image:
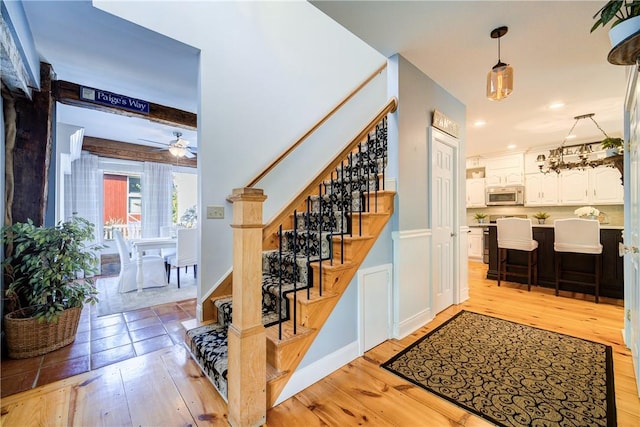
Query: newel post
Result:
<box><xmin>227</xmin><ymin>187</ymin><xmax>267</xmax><ymax>427</ymax></box>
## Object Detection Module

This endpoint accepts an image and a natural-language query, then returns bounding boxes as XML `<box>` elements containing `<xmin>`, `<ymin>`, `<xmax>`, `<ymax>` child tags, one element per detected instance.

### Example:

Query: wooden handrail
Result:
<box><xmin>245</xmin><ymin>62</ymin><xmax>388</xmax><ymax>188</ymax></box>
<box><xmin>262</xmin><ymin>96</ymin><xmax>398</xmax><ymax>243</ymax></box>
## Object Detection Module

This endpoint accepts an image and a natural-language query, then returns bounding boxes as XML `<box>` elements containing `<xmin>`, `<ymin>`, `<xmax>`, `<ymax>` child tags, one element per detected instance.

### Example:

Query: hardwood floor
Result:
<box><xmin>1</xmin><ymin>261</ymin><xmax>638</xmax><ymax>426</ymax></box>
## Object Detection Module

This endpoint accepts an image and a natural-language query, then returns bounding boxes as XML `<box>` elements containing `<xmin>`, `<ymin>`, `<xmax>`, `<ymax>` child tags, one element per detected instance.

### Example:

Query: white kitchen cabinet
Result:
<box><xmin>485</xmin><ymin>154</ymin><xmax>524</xmax><ymax>186</ymax></box>
<box><xmin>524</xmin><ymin>173</ymin><xmax>559</xmax><ymax>206</ymax></box>
<box><xmin>590</xmin><ymin>167</ymin><xmax>623</xmax><ymax>204</ymax></box>
<box><xmin>466</xmin><ymin>157</ymin><xmax>485</xmax><ymax>169</ymax></box>
<box><xmin>559</xmin><ymin>167</ymin><xmax>623</xmax><ymax>205</ymax></box>
<box><xmin>466</xmin><ymin>178</ymin><xmax>486</xmax><ymax>207</ymax></box>
<box><xmin>559</xmin><ymin>169</ymin><xmax>590</xmax><ymax>204</ymax></box>
<box><xmin>468</xmin><ymin>228</ymin><xmax>484</xmax><ymax>261</ymax></box>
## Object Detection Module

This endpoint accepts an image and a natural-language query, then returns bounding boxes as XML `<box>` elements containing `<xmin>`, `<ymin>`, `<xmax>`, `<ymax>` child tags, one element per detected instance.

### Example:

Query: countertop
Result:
<box><xmin>469</xmin><ymin>223</ymin><xmax>624</xmax><ymax>230</ymax></box>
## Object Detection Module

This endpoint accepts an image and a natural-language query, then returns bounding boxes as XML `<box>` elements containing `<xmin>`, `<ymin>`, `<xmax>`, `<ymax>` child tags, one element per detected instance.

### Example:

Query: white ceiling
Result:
<box><xmin>19</xmin><ymin>1</ymin><xmax>629</xmax><ymax>158</ymax></box>
<box><xmin>21</xmin><ymin>0</ymin><xmax>199</xmax><ymax>149</ymax></box>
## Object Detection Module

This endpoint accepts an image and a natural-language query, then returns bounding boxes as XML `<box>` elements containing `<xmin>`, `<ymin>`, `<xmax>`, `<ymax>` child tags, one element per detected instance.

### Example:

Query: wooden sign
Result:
<box><xmin>432</xmin><ymin>110</ymin><xmax>459</xmax><ymax>138</ymax></box>
<box><xmin>80</xmin><ymin>86</ymin><xmax>150</xmax><ymax>114</ymax></box>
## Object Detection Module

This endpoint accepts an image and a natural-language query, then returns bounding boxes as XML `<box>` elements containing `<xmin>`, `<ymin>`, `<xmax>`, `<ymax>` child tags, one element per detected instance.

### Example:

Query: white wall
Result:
<box><xmin>95</xmin><ymin>0</ymin><xmax>386</xmax><ymax>308</ymax></box>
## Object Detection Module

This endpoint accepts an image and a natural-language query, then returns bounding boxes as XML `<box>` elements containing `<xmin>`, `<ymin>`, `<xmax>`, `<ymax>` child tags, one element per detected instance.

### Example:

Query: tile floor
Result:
<box><xmin>1</xmin><ymin>297</ymin><xmax>196</xmax><ymax>398</ymax></box>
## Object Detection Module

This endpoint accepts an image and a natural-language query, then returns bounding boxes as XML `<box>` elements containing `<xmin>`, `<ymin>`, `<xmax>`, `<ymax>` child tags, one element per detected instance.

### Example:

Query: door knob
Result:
<box><xmin>618</xmin><ymin>242</ymin><xmax>639</xmax><ymax>256</ymax></box>
<box><xmin>450</xmin><ymin>232</ymin><xmax>456</xmax><ymax>237</ymax></box>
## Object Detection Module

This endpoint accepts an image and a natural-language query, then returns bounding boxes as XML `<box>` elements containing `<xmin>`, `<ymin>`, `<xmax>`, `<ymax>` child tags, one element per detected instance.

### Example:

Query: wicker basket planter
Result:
<box><xmin>4</xmin><ymin>306</ymin><xmax>82</xmax><ymax>359</ymax></box>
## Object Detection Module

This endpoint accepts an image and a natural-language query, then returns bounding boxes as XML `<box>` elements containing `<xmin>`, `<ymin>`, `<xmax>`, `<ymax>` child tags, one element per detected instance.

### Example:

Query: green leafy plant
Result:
<box><xmin>1</xmin><ymin>217</ymin><xmax>103</xmax><ymax>323</ymax></box>
<box><xmin>474</xmin><ymin>213</ymin><xmax>487</xmax><ymax>221</ymax></box>
<box><xmin>591</xmin><ymin>0</ymin><xmax>640</xmax><ymax>33</ymax></box>
<box><xmin>601</xmin><ymin>136</ymin><xmax>624</xmax><ymax>149</ymax></box>
<box><xmin>533</xmin><ymin>212</ymin><xmax>550</xmax><ymax>220</ymax></box>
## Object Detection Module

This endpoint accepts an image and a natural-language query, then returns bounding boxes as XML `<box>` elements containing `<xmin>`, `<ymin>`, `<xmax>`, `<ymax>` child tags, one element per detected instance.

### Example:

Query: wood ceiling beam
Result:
<box><xmin>82</xmin><ymin>136</ymin><xmax>197</xmax><ymax>168</ymax></box>
<box><xmin>53</xmin><ymin>80</ymin><xmax>197</xmax><ymax>129</ymax></box>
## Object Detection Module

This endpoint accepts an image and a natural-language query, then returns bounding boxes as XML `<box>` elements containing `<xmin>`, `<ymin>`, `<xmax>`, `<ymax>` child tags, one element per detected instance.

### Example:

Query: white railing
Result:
<box><xmin>103</xmin><ymin>223</ymin><xmax>142</xmax><ymax>240</ymax></box>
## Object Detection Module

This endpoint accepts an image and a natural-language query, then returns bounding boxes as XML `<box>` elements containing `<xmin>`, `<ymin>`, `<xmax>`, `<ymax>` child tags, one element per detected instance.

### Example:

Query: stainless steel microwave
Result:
<box><xmin>485</xmin><ymin>185</ymin><xmax>524</xmax><ymax>206</ymax></box>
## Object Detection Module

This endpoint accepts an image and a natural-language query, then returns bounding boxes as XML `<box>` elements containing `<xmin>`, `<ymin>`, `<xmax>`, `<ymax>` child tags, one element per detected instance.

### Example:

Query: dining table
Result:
<box><xmin>129</xmin><ymin>237</ymin><xmax>177</xmax><ymax>292</ymax></box>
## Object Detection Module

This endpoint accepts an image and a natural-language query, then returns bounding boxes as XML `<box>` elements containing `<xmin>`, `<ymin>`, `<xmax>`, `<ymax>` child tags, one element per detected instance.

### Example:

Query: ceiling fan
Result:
<box><xmin>139</xmin><ymin>131</ymin><xmax>196</xmax><ymax>158</ymax></box>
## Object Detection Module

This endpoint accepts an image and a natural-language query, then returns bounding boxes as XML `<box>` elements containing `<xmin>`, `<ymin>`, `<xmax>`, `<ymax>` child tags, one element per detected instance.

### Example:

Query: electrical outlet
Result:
<box><xmin>207</xmin><ymin>206</ymin><xmax>224</xmax><ymax>219</ymax></box>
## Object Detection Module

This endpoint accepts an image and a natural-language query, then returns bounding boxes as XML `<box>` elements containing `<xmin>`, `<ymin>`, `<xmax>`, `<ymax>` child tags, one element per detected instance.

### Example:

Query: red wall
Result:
<box><xmin>103</xmin><ymin>174</ymin><xmax>127</xmax><ymax>223</ymax></box>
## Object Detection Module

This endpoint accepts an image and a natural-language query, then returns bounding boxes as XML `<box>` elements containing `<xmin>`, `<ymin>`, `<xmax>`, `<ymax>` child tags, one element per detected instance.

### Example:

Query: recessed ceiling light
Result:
<box><xmin>549</xmin><ymin>102</ymin><xmax>565</xmax><ymax>109</ymax></box>
<box><xmin>566</xmin><ymin>134</ymin><xmax>577</xmax><ymax>139</ymax></box>
<box><xmin>473</xmin><ymin>120</ymin><xmax>487</xmax><ymax>127</ymax></box>
<box><xmin>507</xmin><ymin>144</ymin><xmax>517</xmax><ymax>150</ymax></box>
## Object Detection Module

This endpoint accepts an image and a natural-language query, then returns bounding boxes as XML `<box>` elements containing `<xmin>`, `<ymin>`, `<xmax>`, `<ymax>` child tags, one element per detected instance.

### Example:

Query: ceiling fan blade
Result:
<box><xmin>185</xmin><ymin>150</ymin><xmax>196</xmax><ymax>159</ymax></box>
<box><xmin>138</xmin><ymin>138</ymin><xmax>170</xmax><ymax>147</ymax></box>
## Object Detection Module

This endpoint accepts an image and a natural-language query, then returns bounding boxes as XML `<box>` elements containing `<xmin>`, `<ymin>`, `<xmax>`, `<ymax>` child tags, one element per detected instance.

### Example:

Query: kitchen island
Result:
<box><xmin>484</xmin><ymin>224</ymin><xmax>624</xmax><ymax>299</ymax></box>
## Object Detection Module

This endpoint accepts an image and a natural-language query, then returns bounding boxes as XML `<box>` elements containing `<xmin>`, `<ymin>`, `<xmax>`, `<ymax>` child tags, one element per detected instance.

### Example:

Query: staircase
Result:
<box><xmin>186</xmin><ymin>114</ymin><xmax>395</xmax><ymax>409</ymax></box>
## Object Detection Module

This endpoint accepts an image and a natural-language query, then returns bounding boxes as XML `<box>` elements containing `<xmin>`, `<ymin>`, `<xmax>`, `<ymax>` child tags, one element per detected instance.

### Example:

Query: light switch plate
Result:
<box><xmin>207</xmin><ymin>206</ymin><xmax>224</xmax><ymax>219</ymax></box>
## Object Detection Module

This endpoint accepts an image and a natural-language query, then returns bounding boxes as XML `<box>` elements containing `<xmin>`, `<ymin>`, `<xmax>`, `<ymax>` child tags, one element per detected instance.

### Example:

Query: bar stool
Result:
<box><xmin>496</xmin><ymin>218</ymin><xmax>538</xmax><ymax>291</ymax></box>
<box><xmin>554</xmin><ymin>218</ymin><xmax>603</xmax><ymax>303</ymax></box>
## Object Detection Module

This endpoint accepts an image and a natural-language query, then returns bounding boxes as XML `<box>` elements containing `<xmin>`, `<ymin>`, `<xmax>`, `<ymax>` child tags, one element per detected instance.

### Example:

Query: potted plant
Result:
<box><xmin>474</xmin><ymin>212</ymin><xmax>487</xmax><ymax>224</ymax></box>
<box><xmin>1</xmin><ymin>216</ymin><xmax>102</xmax><ymax>359</ymax></box>
<box><xmin>601</xmin><ymin>136</ymin><xmax>624</xmax><ymax>156</ymax></box>
<box><xmin>592</xmin><ymin>0</ymin><xmax>640</xmax><ymax>65</ymax></box>
<box><xmin>533</xmin><ymin>212</ymin><xmax>550</xmax><ymax>224</ymax></box>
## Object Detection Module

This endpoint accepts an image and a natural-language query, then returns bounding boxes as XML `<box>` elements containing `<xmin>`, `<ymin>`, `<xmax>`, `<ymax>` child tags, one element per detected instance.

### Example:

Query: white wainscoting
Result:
<box><xmin>358</xmin><ymin>263</ymin><xmax>392</xmax><ymax>355</ymax></box>
<box><xmin>391</xmin><ymin>228</ymin><xmax>433</xmax><ymax>339</ymax></box>
<box><xmin>458</xmin><ymin>225</ymin><xmax>470</xmax><ymax>303</ymax></box>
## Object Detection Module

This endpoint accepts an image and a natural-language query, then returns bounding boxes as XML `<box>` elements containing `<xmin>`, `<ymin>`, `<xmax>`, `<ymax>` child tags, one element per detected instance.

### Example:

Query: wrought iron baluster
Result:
<box><xmin>278</xmin><ymin>225</ymin><xmax>283</xmax><ymax>340</ymax></box>
<box><xmin>293</xmin><ymin>210</ymin><xmax>298</xmax><ymax>335</ymax></box>
<box><xmin>366</xmin><ymin>135</ymin><xmax>371</xmax><ymax>214</ymax></box>
<box><xmin>340</xmin><ymin>159</ymin><xmax>345</xmax><ymax>265</ymax></box>
<box><xmin>306</xmin><ymin>197</ymin><xmax>311</xmax><ymax>299</ymax></box>
<box><xmin>358</xmin><ymin>143</ymin><xmax>363</xmax><ymax>237</ymax></box>
<box><xmin>318</xmin><ymin>184</ymin><xmax>323</xmax><ymax>297</ymax></box>
<box><xmin>349</xmin><ymin>152</ymin><xmax>353</xmax><ymax>238</ymax></box>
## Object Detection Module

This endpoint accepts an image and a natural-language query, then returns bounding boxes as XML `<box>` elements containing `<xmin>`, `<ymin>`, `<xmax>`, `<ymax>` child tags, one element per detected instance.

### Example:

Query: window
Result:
<box><xmin>103</xmin><ymin>173</ymin><xmax>142</xmax><ymax>239</ymax></box>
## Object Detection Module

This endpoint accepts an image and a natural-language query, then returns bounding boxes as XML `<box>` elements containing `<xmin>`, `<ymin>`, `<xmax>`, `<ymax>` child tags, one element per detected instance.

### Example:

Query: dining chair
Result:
<box><xmin>496</xmin><ymin>217</ymin><xmax>539</xmax><ymax>291</ymax></box>
<box><xmin>554</xmin><ymin>218</ymin><xmax>603</xmax><ymax>303</ymax></box>
<box><xmin>167</xmin><ymin>228</ymin><xmax>198</xmax><ymax>288</ymax></box>
<box><xmin>114</xmin><ymin>229</ymin><xmax>167</xmax><ymax>293</ymax></box>
<box><xmin>160</xmin><ymin>225</ymin><xmax>177</xmax><ymax>271</ymax></box>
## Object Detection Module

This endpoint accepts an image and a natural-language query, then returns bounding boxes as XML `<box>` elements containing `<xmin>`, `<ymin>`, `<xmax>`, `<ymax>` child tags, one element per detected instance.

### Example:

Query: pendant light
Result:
<box><xmin>486</xmin><ymin>26</ymin><xmax>513</xmax><ymax>101</ymax></box>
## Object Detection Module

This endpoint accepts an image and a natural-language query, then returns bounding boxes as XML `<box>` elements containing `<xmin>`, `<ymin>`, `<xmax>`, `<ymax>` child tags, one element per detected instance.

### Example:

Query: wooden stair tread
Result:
<box><xmin>289</xmin><ymin>288</ymin><xmax>338</xmax><ymax>304</ymax></box>
<box><xmin>265</xmin><ymin>320</ymin><xmax>314</xmax><ymax>344</ymax></box>
<box><xmin>308</xmin><ymin>259</ymin><xmax>356</xmax><ymax>272</ymax></box>
<box><xmin>332</xmin><ymin>234</ymin><xmax>373</xmax><ymax>243</ymax></box>
<box><xmin>266</xmin><ymin>363</ymin><xmax>287</xmax><ymax>383</ymax></box>
<box><xmin>182</xmin><ymin>318</ymin><xmax>217</xmax><ymax>331</ymax></box>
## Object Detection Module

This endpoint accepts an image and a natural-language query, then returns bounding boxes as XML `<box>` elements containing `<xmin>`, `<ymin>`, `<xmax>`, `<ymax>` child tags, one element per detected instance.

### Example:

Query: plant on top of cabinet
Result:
<box><xmin>533</xmin><ymin>211</ymin><xmax>550</xmax><ymax>224</ymax></box>
<box><xmin>474</xmin><ymin>212</ymin><xmax>487</xmax><ymax>223</ymax></box>
<box><xmin>601</xmin><ymin>137</ymin><xmax>624</xmax><ymax>156</ymax></box>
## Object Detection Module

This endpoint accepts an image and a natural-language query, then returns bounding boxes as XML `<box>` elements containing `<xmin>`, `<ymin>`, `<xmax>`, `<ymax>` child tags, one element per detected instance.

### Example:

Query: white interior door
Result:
<box><xmin>624</xmin><ymin>66</ymin><xmax>640</xmax><ymax>396</ymax></box>
<box><xmin>430</xmin><ymin>128</ymin><xmax>457</xmax><ymax>315</ymax></box>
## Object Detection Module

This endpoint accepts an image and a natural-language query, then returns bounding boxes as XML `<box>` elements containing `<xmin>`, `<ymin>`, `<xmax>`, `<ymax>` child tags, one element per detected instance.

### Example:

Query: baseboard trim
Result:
<box><xmin>274</xmin><ymin>340</ymin><xmax>359</xmax><ymax>407</ymax></box>
<box><xmin>394</xmin><ymin>308</ymin><xmax>432</xmax><ymax>339</ymax></box>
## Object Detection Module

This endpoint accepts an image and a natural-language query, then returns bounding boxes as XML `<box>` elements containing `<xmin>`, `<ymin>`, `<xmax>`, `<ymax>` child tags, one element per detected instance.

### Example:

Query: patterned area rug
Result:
<box><xmin>95</xmin><ymin>272</ymin><xmax>196</xmax><ymax>317</ymax></box>
<box><xmin>382</xmin><ymin>311</ymin><xmax>616</xmax><ymax>427</ymax></box>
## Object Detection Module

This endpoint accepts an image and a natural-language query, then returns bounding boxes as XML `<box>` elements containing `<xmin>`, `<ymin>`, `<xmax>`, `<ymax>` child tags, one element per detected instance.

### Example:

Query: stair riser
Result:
<box><xmin>331</xmin><ymin>239</ymin><xmax>369</xmax><ymax>263</ymax></box>
<box><xmin>310</xmin><ymin>263</ymin><xmax>358</xmax><ymax>293</ymax></box>
<box><xmin>262</xmin><ymin>252</ymin><xmax>310</xmax><ymax>284</ymax></box>
<box><xmin>287</xmin><ymin>292</ymin><xmax>338</xmax><ymax>328</ymax></box>
<box><xmin>266</xmin><ymin>336</ymin><xmax>309</xmax><ymax>372</ymax></box>
<box><xmin>280</xmin><ymin>230</ymin><xmax>331</xmax><ymax>259</ymax></box>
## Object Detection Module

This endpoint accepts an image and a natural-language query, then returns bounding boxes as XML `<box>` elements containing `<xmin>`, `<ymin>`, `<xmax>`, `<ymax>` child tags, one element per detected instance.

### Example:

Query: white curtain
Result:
<box><xmin>142</xmin><ymin>162</ymin><xmax>172</xmax><ymax>238</ymax></box>
<box><xmin>68</xmin><ymin>152</ymin><xmax>103</xmax><ymax>242</ymax></box>
<box><xmin>67</xmin><ymin>152</ymin><xmax>103</xmax><ymax>275</ymax></box>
